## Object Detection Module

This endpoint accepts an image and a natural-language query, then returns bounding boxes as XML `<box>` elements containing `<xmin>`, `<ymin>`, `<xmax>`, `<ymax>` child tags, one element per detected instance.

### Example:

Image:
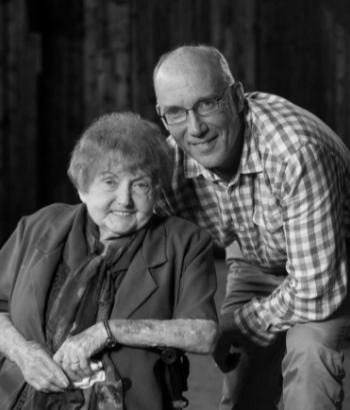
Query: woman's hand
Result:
<box><xmin>17</xmin><ymin>340</ymin><xmax>70</xmax><ymax>393</ymax></box>
<box><xmin>0</xmin><ymin>313</ymin><xmax>69</xmax><ymax>393</ymax></box>
<box><xmin>53</xmin><ymin>322</ymin><xmax>106</xmax><ymax>381</ymax></box>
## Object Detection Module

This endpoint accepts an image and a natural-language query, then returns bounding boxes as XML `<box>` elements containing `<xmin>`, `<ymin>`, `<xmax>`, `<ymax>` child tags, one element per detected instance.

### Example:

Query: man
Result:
<box><xmin>153</xmin><ymin>44</ymin><xmax>350</xmax><ymax>410</ymax></box>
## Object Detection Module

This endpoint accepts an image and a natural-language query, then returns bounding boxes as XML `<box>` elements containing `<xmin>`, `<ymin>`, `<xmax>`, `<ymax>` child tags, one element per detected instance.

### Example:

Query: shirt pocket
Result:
<box><xmin>252</xmin><ymin>205</ymin><xmax>283</xmax><ymax>233</ymax></box>
<box><xmin>252</xmin><ymin>205</ymin><xmax>286</xmax><ymax>264</ymax></box>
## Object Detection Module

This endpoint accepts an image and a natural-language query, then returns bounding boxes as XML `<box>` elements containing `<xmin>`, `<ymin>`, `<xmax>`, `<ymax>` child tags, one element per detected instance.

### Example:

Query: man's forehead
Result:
<box><xmin>155</xmin><ymin>77</ymin><xmax>219</xmax><ymax>109</ymax></box>
<box><xmin>158</xmin><ymin>51</ymin><xmax>215</xmax><ymax>80</ymax></box>
<box><xmin>155</xmin><ymin>60</ymin><xmax>221</xmax><ymax>106</ymax></box>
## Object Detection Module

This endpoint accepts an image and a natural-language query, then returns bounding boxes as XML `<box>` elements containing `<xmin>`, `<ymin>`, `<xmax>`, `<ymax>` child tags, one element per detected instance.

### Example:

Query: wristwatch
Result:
<box><xmin>103</xmin><ymin>319</ymin><xmax>117</xmax><ymax>348</ymax></box>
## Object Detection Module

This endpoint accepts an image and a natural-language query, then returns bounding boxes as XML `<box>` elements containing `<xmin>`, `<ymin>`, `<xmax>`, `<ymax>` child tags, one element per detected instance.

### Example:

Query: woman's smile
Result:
<box><xmin>110</xmin><ymin>210</ymin><xmax>134</xmax><ymax>216</ymax></box>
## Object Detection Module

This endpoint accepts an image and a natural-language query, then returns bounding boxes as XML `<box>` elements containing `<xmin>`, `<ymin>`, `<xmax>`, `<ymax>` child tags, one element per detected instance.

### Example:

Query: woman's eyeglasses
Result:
<box><xmin>131</xmin><ymin>181</ymin><xmax>151</xmax><ymax>195</ymax></box>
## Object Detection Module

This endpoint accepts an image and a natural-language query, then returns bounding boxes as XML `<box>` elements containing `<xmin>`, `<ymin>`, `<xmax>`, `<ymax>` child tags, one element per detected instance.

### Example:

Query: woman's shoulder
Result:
<box><xmin>22</xmin><ymin>203</ymin><xmax>82</xmax><ymax>229</ymax></box>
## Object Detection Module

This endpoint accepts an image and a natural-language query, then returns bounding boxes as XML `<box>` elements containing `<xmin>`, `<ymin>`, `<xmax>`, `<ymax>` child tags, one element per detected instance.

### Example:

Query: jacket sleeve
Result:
<box><xmin>171</xmin><ymin>224</ymin><xmax>218</xmax><ymax>323</ymax></box>
<box><xmin>0</xmin><ymin>218</ymin><xmax>26</xmax><ymax>314</ymax></box>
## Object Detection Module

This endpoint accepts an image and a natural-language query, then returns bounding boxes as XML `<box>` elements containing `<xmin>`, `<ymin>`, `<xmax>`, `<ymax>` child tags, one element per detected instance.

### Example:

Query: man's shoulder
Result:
<box><xmin>244</xmin><ymin>91</ymin><xmax>344</xmax><ymax>158</ymax></box>
<box><xmin>245</xmin><ymin>91</ymin><xmax>318</xmax><ymax>137</ymax></box>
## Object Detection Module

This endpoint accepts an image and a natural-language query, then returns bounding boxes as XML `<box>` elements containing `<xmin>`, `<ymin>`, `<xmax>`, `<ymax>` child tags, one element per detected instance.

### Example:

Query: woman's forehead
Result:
<box><xmin>96</xmin><ymin>160</ymin><xmax>149</xmax><ymax>178</ymax></box>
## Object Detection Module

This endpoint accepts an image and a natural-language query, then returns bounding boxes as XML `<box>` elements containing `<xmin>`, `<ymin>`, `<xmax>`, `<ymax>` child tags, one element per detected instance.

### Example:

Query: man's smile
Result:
<box><xmin>190</xmin><ymin>135</ymin><xmax>218</xmax><ymax>147</ymax></box>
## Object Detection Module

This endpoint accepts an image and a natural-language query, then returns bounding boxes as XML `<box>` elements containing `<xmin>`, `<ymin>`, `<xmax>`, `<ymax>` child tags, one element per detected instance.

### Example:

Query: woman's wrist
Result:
<box><xmin>102</xmin><ymin>320</ymin><xmax>117</xmax><ymax>348</ymax></box>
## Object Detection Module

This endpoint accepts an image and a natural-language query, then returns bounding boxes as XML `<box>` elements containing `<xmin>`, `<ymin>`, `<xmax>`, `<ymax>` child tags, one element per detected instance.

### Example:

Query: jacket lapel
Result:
<box><xmin>111</xmin><ymin>215</ymin><xmax>168</xmax><ymax>319</ymax></box>
<box><xmin>29</xmin><ymin>246</ymin><xmax>65</xmax><ymax>343</ymax></box>
<box><xmin>27</xmin><ymin>205</ymin><xmax>85</xmax><ymax>342</ymax></box>
<box><xmin>28</xmin><ymin>211</ymin><xmax>168</xmax><ymax>328</ymax></box>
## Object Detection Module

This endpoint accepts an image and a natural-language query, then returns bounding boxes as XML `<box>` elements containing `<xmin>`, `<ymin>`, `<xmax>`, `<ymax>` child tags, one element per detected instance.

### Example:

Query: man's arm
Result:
<box><xmin>234</xmin><ymin>144</ymin><xmax>348</xmax><ymax>346</ymax></box>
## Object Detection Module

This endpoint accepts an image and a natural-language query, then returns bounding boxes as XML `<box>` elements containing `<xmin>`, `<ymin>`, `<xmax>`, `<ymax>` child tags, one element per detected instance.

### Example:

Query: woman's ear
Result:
<box><xmin>152</xmin><ymin>184</ymin><xmax>162</xmax><ymax>204</ymax></box>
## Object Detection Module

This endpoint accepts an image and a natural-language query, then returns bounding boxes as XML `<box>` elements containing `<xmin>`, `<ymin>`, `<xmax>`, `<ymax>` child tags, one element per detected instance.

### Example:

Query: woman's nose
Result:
<box><xmin>116</xmin><ymin>184</ymin><xmax>132</xmax><ymax>206</ymax></box>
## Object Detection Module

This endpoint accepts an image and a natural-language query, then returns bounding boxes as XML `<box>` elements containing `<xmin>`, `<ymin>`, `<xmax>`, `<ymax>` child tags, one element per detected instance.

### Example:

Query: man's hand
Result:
<box><xmin>213</xmin><ymin>313</ymin><xmax>242</xmax><ymax>373</ymax></box>
<box><xmin>16</xmin><ymin>340</ymin><xmax>69</xmax><ymax>393</ymax></box>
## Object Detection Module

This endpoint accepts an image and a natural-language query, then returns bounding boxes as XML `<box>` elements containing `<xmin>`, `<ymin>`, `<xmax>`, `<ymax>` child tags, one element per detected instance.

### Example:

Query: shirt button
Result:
<box><xmin>239</xmin><ymin>225</ymin><xmax>245</xmax><ymax>232</ymax></box>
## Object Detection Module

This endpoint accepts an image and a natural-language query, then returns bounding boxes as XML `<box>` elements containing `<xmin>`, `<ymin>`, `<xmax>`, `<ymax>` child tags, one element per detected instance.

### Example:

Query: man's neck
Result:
<box><xmin>211</xmin><ymin>122</ymin><xmax>244</xmax><ymax>182</ymax></box>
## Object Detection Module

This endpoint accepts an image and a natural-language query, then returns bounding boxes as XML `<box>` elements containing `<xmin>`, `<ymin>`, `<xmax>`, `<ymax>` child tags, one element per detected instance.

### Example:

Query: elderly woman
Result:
<box><xmin>0</xmin><ymin>112</ymin><xmax>218</xmax><ymax>410</ymax></box>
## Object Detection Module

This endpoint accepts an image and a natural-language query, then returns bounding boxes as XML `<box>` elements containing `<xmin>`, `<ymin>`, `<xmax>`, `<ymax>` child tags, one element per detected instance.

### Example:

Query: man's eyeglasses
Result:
<box><xmin>158</xmin><ymin>84</ymin><xmax>233</xmax><ymax>126</ymax></box>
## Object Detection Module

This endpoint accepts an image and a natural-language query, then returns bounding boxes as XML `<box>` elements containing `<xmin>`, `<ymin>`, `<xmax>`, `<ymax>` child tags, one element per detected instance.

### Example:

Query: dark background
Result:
<box><xmin>1</xmin><ymin>0</ymin><xmax>350</xmax><ymax>245</ymax></box>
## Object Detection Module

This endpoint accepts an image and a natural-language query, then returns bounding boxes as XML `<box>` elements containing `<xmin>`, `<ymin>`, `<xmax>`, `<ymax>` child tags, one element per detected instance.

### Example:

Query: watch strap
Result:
<box><xmin>103</xmin><ymin>319</ymin><xmax>117</xmax><ymax>348</ymax></box>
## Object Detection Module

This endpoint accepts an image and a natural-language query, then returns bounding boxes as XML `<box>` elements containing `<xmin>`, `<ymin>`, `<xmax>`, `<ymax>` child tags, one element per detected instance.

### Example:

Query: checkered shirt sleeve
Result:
<box><xmin>235</xmin><ymin>143</ymin><xmax>348</xmax><ymax>345</ymax></box>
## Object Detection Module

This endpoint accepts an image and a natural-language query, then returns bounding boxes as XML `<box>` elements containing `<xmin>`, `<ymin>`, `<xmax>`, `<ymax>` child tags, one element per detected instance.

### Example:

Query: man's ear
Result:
<box><xmin>232</xmin><ymin>82</ymin><xmax>245</xmax><ymax>113</ymax></box>
<box><xmin>155</xmin><ymin>104</ymin><xmax>169</xmax><ymax>131</ymax></box>
<box><xmin>78</xmin><ymin>190</ymin><xmax>86</xmax><ymax>203</ymax></box>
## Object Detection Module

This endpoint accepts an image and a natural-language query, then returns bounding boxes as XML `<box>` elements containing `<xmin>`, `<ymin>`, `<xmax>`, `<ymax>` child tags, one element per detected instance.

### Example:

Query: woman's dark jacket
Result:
<box><xmin>0</xmin><ymin>203</ymin><xmax>217</xmax><ymax>410</ymax></box>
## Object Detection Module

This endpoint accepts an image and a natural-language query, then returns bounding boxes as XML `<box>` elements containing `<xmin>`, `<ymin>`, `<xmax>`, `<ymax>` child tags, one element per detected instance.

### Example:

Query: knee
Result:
<box><xmin>286</xmin><ymin>324</ymin><xmax>319</xmax><ymax>354</ymax></box>
<box><xmin>282</xmin><ymin>325</ymin><xmax>346</xmax><ymax>409</ymax></box>
<box><xmin>284</xmin><ymin>324</ymin><xmax>345</xmax><ymax>380</ymax></box>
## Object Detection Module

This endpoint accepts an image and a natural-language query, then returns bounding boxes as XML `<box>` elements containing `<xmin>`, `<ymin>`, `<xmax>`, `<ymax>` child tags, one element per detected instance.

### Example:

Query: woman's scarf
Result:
<box><xmin>25</xmin><ymin>212</ymin><xmax>147</xmax><ymax>410</ymax></box>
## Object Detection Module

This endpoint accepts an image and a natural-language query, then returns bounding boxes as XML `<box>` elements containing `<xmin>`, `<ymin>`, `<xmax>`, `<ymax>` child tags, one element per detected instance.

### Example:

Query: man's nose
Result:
<box><xmin>187</xmin><ymin>110</ymin><xmax>206</xmax><ymax>137</ymax></box>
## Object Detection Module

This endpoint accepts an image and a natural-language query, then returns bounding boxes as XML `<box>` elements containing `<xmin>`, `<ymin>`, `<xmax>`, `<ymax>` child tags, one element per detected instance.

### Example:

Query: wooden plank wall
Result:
<box><xmin>0</xmin><ymin>0</ymin><xmax>349</xmax><ymax>245</ymax></box>
<box><xmin>37</xmin><ymin>0</ymin><xmax>85</xmax><ymax>207</ymax></box>
<box><xmin>0</xmin><ymin>0</ymin><xmax>41</xmax><ymax>245</ymax></box>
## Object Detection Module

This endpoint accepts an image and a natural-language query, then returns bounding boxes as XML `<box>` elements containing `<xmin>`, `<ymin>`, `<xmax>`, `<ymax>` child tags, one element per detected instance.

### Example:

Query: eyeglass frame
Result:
<box><xmin>157</xmin><ymin>83</ymin><xmax>234</xmax><ymax>126</ymax></box>
<box><xmin>130</xmin><ymin>180</ymin><xmax>151</xmax><ymax>196</ymax></box>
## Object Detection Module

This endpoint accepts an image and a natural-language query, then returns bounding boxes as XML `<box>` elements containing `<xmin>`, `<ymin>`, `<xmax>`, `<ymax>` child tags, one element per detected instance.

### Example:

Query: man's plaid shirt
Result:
<box><xmin>155</xmin><ymin>92</ymin><xmax>350</xmax><ymax>346</ymax></box>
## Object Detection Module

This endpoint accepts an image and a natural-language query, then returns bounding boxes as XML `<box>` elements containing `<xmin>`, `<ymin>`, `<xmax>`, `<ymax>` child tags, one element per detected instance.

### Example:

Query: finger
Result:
<box><xmin>61</xmin><ymin>354</ymin><xmax>79</xmax><ymax>369</ymax></box>
<box><xmin>26</xmin><ymin>368</ymin><xmax>69</xmax><ymax>392</ymax></box>
<box><xmin>61</xmin><ymin>361</ymin><xmax>83</xmax><ymax>381</ymax></box>
<box><xmin>78</xmin><ymin>357</ymin><xmax>94</xmax><ymax>377</ymax></box>
<box><xmin>43</xmin><ymin>354</ymin><xmax>70</xmax><ymax>385</ymax></box>
<box><xmin>22</xmin><ymin>355</ymin><xmax>70</xmax><ymax>391</ymax></box>
<box><xmin>53</xmin><ymin>349</ymin><xmax>64</xmax><ymax>364</ymax></box>
<box><xmin>40</xmin><ymin>384</ymin><xmax>66</xmax><ymax>394</ymax></box>
<box><xmin>63</xmin><ymin>369</ymin><xmax>81</xmax><ymax>382</ymax></box>
<box><xmin>49</xmin><ymin>365</ymin><xmax>71</xmax><ymax>389</ymax></box>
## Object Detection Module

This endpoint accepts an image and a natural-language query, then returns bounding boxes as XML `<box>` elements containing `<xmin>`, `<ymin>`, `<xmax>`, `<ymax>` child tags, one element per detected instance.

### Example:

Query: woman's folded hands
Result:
<box><xmin>53</xmin><ymin>322</ymin><xmax>106</xmax><ymax>384</ymax></box>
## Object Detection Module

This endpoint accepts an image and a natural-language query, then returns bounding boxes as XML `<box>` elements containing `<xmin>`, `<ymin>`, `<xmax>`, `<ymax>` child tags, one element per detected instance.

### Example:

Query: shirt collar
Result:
<box><xmin>239</xmin><ymin>109</ymin><xmax>263</xmax><ymax>175</ymax></box>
